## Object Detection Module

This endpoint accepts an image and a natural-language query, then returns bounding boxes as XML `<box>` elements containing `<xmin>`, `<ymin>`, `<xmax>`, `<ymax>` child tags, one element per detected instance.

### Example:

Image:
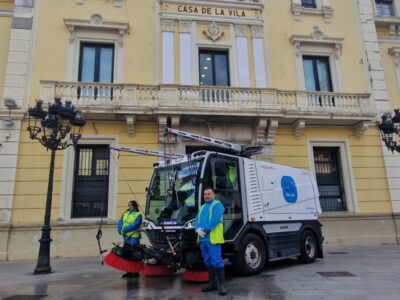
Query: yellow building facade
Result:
<box><xmin>0</xmin><ymin>0</ymin><xmax>399</xmax><ymax>260</ymax></box>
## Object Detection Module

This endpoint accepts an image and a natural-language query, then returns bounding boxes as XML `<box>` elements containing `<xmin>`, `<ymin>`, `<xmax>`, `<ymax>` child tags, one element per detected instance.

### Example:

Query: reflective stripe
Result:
<box><xmin>198</xmin><ymin>200</ymin><xmax>224</xmax><ymax>244</ymax></box>
<box><xmin>122</xmin><ymin>211</ymin><xmax>141</xmax><ymax>238</ymax></box>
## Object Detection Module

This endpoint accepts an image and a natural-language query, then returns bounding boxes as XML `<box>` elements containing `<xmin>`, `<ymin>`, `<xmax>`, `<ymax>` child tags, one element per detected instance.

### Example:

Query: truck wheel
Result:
<box><xmin>233</xmin><ymin>234</ymin><xmax>266</xmax><ymax>276</ymax></box>
<box><xmin>298</xmin><ymin>230</ymin><xmax>317</xmax><ymax>264</ymax></box>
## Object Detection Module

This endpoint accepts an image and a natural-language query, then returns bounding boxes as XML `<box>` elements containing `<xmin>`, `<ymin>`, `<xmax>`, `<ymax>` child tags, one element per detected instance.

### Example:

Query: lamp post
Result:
<box><xmin>27</xmin><ymin>97</ymin><xmax>85</xmax><ymax>274</ymax></box>
<box><xmin>379</xmin><ymin>109</ymin><xmax>400</xmax><ymax>153</ymax></box>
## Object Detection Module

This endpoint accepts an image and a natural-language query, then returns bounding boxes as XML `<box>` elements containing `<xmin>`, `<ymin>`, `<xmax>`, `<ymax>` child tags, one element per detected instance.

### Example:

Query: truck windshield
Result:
<box><xmin>146</xmin><ymin>159</ymin><xmax>203</xmax><ymax>225</ymax></box>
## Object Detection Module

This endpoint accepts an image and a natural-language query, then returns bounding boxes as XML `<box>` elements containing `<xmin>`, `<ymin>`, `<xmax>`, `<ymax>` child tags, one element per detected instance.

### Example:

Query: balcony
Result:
<box><xmin>40</xmin><ymin>81</ymin><xmax>376</xmax><ymax>125</ymax></box>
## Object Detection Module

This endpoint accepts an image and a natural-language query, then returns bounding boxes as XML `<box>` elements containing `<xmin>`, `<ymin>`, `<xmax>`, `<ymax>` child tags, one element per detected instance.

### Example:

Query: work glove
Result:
<box><xmin>196</xmin><ymin>228</ymin><xmax>206</xmax><ymax>238</ymax></box>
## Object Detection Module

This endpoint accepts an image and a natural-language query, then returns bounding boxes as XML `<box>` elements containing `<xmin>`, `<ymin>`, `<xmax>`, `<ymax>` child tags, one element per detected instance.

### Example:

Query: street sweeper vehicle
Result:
<box><xmin>103</xmin><ymin>128</ymin><xmax>324</xmax><ymax>279</ymax></box>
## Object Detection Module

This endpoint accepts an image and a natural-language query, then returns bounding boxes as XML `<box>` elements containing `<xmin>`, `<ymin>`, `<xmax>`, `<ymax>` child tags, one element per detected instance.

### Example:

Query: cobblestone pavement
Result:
<box><xmin>0</xmin><ymin>245</ymin><xmax>399</xmax><ymax>300</ymax></box>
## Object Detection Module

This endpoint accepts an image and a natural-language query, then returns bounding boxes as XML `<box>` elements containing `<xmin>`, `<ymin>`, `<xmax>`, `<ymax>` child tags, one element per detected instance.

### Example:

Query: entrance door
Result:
<box><xmin>313</xmin><ymin>147</ymin><xmax>346</xmax><ymax>211</ymax></box>
<box><xmin>72</xmin><ymin>145</ymin><xmax>110</xmax><ymax>217</ymax></box>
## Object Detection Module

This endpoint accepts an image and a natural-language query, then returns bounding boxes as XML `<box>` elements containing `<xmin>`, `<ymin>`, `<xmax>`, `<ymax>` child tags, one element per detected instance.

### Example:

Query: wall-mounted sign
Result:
<box><xmin>162</xmin><ymin>3</ymin><xmax>261</xmax><ymax>19</ymax></box>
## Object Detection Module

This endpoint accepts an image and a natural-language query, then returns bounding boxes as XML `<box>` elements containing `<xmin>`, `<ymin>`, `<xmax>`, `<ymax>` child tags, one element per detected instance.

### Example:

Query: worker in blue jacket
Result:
<box><xmin>118</xmin><ymin>200</ymin><xmax>142</xmax><ymax>278</ymax></box>
<box><xmin>195</xmin><ymin>187</ymin><xmax>227</xmax><ymax>296</ymax></box>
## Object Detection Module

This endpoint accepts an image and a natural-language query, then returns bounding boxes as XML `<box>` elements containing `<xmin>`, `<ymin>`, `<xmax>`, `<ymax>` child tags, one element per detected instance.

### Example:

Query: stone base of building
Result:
<box><xmin>320</xmin><ymin>213</ymin><xmax>400</xmax><ymax>246</ymax></box>
<box><xmin>0</xmin><ymin>214</ymin><xmax>399</xmax><ymax>260</ymax></box>
<box><xmin>0</xmin><ymin>223</ymin><xmax>123</xmax><ymax>261</ymax></box>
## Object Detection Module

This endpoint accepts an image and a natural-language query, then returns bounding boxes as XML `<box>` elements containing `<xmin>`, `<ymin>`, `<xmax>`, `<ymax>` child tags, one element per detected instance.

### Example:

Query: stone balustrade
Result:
<box><xmin>39</xmin><ymin>81</ymin><xmax>375</xmax><ymax>117</ymax></box>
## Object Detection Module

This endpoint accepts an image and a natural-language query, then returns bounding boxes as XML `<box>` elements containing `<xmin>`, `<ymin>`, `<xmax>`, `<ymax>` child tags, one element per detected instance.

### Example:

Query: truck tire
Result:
<box><xmin>233</xmin><ymin>233</ymin><xmax>266</xmax><ymax>276</ymax></box>
<box><xmin>298</xmin><ymin>230</ymin><xmax>317</xmax><ymax>263</ymax></box>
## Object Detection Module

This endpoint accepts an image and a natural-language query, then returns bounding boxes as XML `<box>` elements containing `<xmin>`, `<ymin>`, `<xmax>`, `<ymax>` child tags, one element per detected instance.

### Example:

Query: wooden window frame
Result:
<box><xmin>198</xmin><ymin>49</ymin><xmax>230</xmax><ymax>87</ymax></box>
<box><xmin>78</xmin><ymin>42</ymin><xmax>115</xmax><ymax>83</ymax></box>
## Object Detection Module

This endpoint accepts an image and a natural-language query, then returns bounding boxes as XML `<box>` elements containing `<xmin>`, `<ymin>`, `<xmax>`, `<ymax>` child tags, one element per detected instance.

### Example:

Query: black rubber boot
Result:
<box><xmin>216</xmin><ymin>267</ymin><xmax>227</xmax><ymax>296</ymax></box>
<box><xmin>201</xmin><ymin>267</ymin><xmax>218</xmax><ymax>292</ymax></box>
<box><xmin>122</xmin><ymin>272</ymin><xmax>139</xmax><ymax>278</ymax></box>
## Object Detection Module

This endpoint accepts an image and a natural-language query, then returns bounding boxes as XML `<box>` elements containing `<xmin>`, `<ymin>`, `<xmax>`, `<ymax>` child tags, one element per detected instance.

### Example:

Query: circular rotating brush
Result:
<box><xmin>140</xmin><ymin>263</ymin><xmax>176</xmax><ymax>276</ymax></box>
<box><xmin>103</xmin><ymin>251</ymin><xmax>144</xmax><ymax>272</ymax></box>
<box><xmin>182</xmin><ymin>269</ymin><xmax>209</xmax><ymax>282</ymax></box>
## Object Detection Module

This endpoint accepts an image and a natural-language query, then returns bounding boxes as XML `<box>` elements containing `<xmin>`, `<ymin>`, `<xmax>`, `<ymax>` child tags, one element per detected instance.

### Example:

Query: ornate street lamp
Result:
<box><xmin>379</xmin><ymin>109</ymin><xmax>400</xmax><ymax>153</ymax></box>
<box><xmin>27</xmin><ymin>97</ymin><xmax>86</xmax><ymax>274</ymax></box>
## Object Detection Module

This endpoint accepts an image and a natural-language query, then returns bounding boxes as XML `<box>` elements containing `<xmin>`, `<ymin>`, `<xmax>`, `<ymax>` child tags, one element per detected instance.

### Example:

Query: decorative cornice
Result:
<box><xmin>75</xmin><ymin>0</ymin><xmax>123</xmax><ymax>7</ymax></box>
<box><xmin>64</xmin><ymin>15</ymin><xmax>129</xmax><ymax>46</ymax></box>
<box><xmin>375</xmin><ymin>16</ymin><xmax>400</xmax><ymax>37</ymax></box>
<box><xmin>64</xmin><ymin>15</ymin><xmax>129</xmax><ymax>32</ymax></box>
<box><xmin>291</xmin><ymin>26</ymin><xmax>343</xmax><ymax>57</ymax></box>
<box><xmin>291</xmin><ymin>0</ymin><xmax>333</xmax><ymax>23</ymax></box>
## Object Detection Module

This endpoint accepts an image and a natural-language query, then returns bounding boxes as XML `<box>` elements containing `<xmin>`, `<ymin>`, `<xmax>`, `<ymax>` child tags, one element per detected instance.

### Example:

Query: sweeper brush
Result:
<box><xmin>182</xmin><ymin>269</ymin><xmax>209</xmax><ymax>282</ymax></box>
<box><xmin>103</xmin><ymin>251</ymin><xmax>144</xmax><ymax>273</ymax></box>
<box><xmin>140</xmin><ymin>263</ymin><xmax>176</xmax><ymax>276</ymax></box>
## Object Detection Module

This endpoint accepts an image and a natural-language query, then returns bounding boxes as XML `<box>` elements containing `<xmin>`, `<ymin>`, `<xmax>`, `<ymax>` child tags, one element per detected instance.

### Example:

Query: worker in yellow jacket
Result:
<box><xmin>118</xmin><ymin>200</ymin><xmax>142</xmax><ymax>278</ymax></box>
<box><xmin>195</xmin><ymin>187</ymin><xmax>227</xmax><ymax>296</ymax></box>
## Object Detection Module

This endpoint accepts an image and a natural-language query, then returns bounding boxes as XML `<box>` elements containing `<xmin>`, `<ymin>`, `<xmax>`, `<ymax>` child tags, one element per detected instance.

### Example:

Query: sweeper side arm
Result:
<box><xmin>110</xmin><ymin>145</ymin><xmax>185</xmax><ymax>159</ymax></box>
<box><xmin>165</xmin><ymin>127</ymin><xmax>264</xmax><ymax>157</ymax></box>
<box><xmin>165</xmin><ymin>127</ymin><xmax>243</xmax><ymax>154</ymax></box>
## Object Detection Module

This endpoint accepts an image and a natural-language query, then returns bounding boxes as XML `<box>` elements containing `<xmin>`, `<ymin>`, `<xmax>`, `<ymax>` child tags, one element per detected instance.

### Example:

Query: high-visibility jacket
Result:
<box><xmin>198</xmin><ymin>200</ymin><xmax>224</xmax><ymax>244</ymax></box>
<box><xmin>122</xmin><ymin>211</ymin><xmax>141</xmax><ymax>238</ymax></box>
<box><xmin>228</xmin><ymin>165</ymin><xmax>238</xmax><ymax>190</ymax></box>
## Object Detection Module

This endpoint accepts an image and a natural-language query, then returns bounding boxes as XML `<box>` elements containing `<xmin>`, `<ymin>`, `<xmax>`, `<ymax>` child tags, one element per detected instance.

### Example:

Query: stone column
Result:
<box><xmin>234</xmin><ymin>25</ymin><xmax>250</xmax><ymax>87</ymax></box>
<box><xmin>251</xmin><ymin>26</ymin><xmax>267</xmax><ymax>88</ymax></box>
<box><xmin>161</xmin><ymin>20</ymin><xmax>175</xmax><ymax>84</ymax></box>
<box><xmin>179</xmin><ymin>21</ymin><xmax>192</xmax><ymax>85</ymax></box>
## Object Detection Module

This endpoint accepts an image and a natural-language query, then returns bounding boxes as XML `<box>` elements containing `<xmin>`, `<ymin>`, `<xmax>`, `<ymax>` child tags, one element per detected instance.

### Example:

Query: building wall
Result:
<box><xmin>266</xmin><ymin>0</ymin><xmax>369</xmax><ymax>92</ymax></box>
<box><xmin>29</xmin><ymin>0</ymin><xmax>157</xmax><ymax>103</ymax></box>
<box><xmin>9</xmin><ymin>0</ymin><xmax>158</xmax><ymax>225</ymax></box>
<box><xmin>275</xmin><ymin>125</ymin><xmax>398</xmax><ymax>245</ymax></box>
<box><xmin>6</xmin><ymin>120</ymin><xmax>157</xmax><ymax>260</ymax></box>
<box><xmin>1</xmin><ymin>0</ymin><xmax>399</xmax><ymax>260</ymax></box>
<box><xmin>275</xmin><ymin>126</ymin><xmax>391</xmax><ymax>213</ymax></box>
<box><xmin>12</xmin><ymin>121</ymin><xmax>158</xmax><ymax>224</ymax></box>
